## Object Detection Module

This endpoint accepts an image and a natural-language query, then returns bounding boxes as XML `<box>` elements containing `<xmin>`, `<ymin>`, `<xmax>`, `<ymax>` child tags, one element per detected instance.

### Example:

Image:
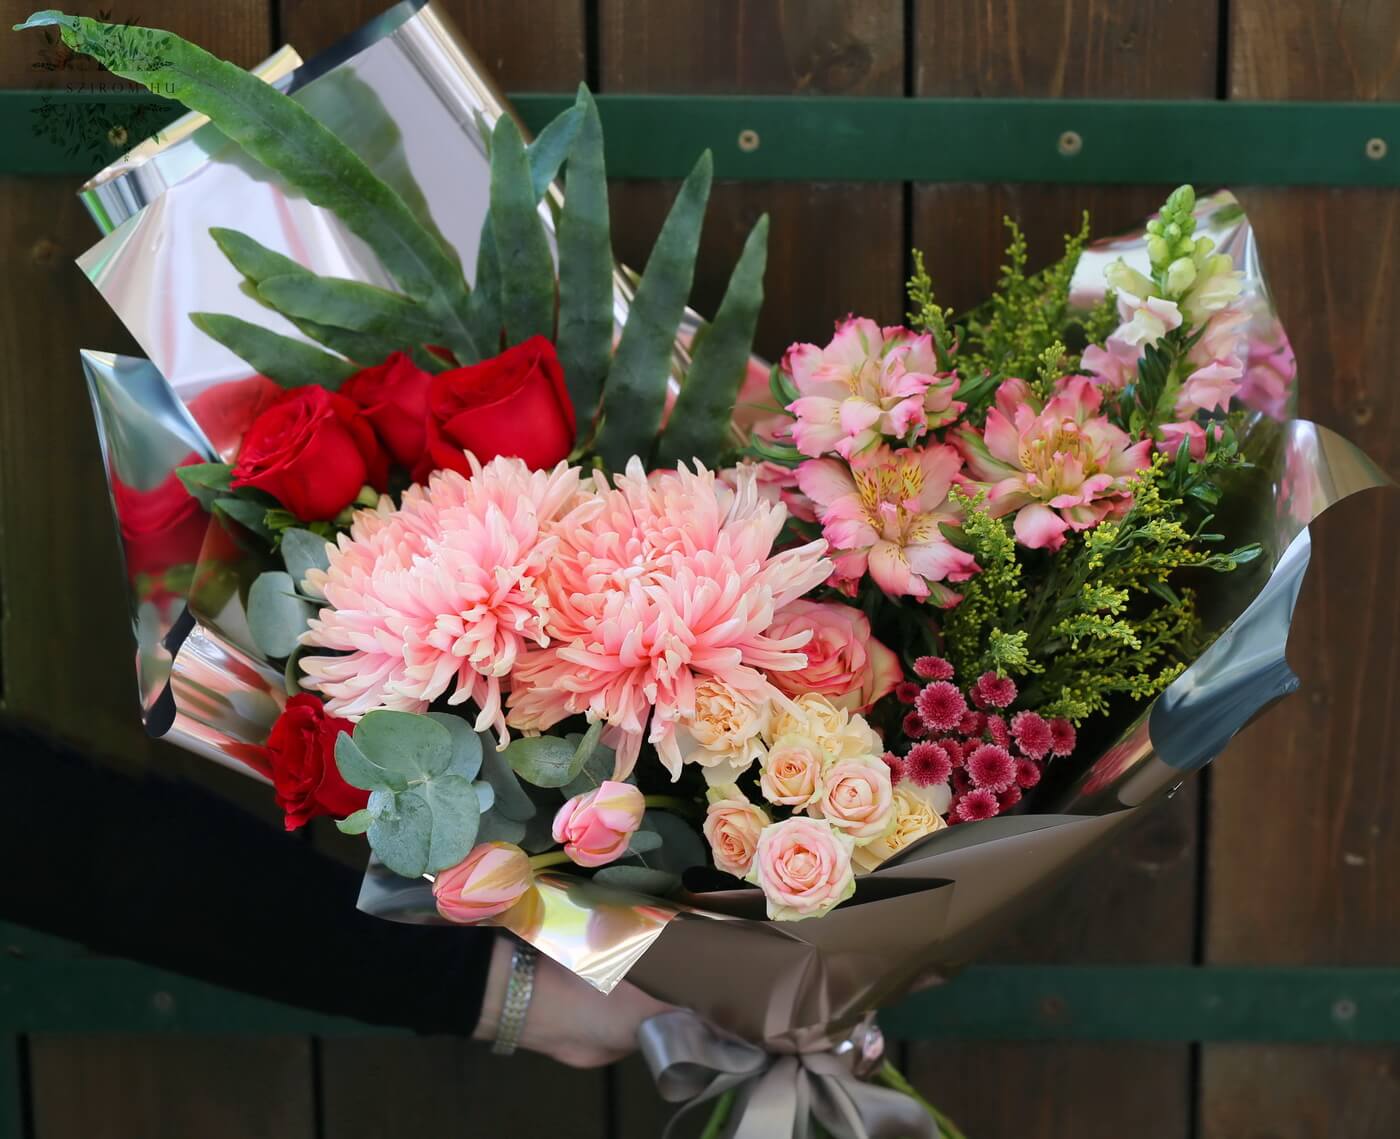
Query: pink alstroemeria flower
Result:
<box><xmin>784</xmin><ymin>318</ymin><xmax>961</xmax><ymax>461</ymax></box>
<box><xmin>796</xmin><ymin>444</ymin><xmax>978</xmax><ymax>604</ymax></box>
<box><xmin>953</xmin><ymin>376</ymin><xmax>1153</xmax><ymax>551</ymax></box>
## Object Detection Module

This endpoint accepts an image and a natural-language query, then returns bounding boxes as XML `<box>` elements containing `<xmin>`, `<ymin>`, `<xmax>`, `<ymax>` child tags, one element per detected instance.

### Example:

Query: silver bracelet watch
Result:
<box><xmin>490</xmin><ymin>941</ymin><xmax>538</xmax><ymax>1056</ymax></box>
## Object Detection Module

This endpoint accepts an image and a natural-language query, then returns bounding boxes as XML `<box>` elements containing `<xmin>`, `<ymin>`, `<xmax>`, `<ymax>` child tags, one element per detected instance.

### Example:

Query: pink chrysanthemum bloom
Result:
<box><xmin>1049</xmin><ymin>718</ymin><xmax>1077</xmax><ymax>757</ymax></box>
<box><xmin>1010</xmin><ymin>710</ymin><xmax>1052</xmax><ymax>760</ymax></box>
<box><xmin>937</xmin><ymin>737</ymin><xmax>965</xmax><ymax>768</ymax></box>
<box><xmin>966</xmin><ymin>744</ymin><xmax>1016</xmax><ymax>793</ymax></box>
<box><xmin>784</xmin><ymin>318</ymin><xmax>962</xmax><ymax>461</ymax></box>
<box><xmin>797</xmin><ymin>444</ymin><xmax>979</xmax><ymax>603</ymax></box>
<box><xmin>901</xmin><ymin>710</ymin><xmax>928</xmax><ymax>739</ymax></box>
<box><xmin>880</xmin><ymin>752</ymin><xmax>906</xmax><ymax>784</ymax></box>
<box><xmin>1015</xmin><ymin>757</ymin><xmax>1042</xmax><ymax>789</ymax></box>
<box><xmin>986</xmin><ymin>714</ymin><xmax>1010</xmax><ymax>749</ymax></box>
<box><xmin>299</xmin><ymin>457</ymin><xmax>585</xmax><ymax>742</ymax></box>
<box><xmin>955</xmin><ymin>788</ymin><xmax>1001</xmax><ymax>822</ymax></box>
<box><xmin>953</xmin><ymin>376</ymin><xmax>1153</xmax><ymax>551</ymax></box>
<box><xmin>913</xmin><ymin>655</ymin><xmax>955</xmax><ymax>681</ymax></box>
<box><xmin>915</xmin><ymin>681</ymin><xmax>966</xmax><ymax>733</ymax></box>
<box><xmin>970</xmin><ymin>670</ymin><xmax>1017</xmax><ymax>710</ymax></box>
<box><xmin>506</xmin><ymin>460</ymin><xmax>830</xmax><ymax>780</ymax></box>
<box><xmin>894</xmin><ymin>681</ymin><xmax>922</xmax><ymax>705</ymax></box>
<box><xmin>998</xmin><ymin>785</ymin><xmax>1023</xmax><ymax>810</ymax></box>
<box><xmin>905</xmin><ymin>741</ymin><xmax>953</xmax><ymax>787</ymax></box>
<box><xmin>957</xmin><ymin>710</ymin><xmax>985</xmax><ymax>738</ymax></box>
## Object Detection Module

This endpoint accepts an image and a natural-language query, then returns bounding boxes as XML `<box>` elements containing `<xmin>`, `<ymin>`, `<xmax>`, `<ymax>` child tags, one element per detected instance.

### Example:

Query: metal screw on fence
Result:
<box><xmin>738</xmin><ymin>128</ymin><xmax>761</xmax><ymax>153</ymax></box>
<box><xmin>1058</xmin><ymin>129</ymin><xmax>1083</xmax><ymax>157</ymax></box>
<box><xmin>1366</xmin><ymin>137</ymin><xmax>1388</xmax><ymax>160</ymax></box>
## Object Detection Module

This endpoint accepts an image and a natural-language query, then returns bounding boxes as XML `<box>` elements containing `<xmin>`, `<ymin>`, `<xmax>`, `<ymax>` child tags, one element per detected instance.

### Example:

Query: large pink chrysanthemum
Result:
<box><xmin>506</xmin><ymin>460</ymin><xmax>830</xmax><ymax>780</ymax></box>
<box><xmin>299</xmin><ymin>456</ymin><xmax>586</xmax><ymax>742</ymax></box>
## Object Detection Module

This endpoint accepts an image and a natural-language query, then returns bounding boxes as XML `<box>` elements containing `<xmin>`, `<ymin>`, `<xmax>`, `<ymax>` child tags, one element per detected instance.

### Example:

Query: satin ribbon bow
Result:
<box><xmin>637</xmin><ymin>1010</ymin><xmax>938</xmax><ymax>1139</ymax></box>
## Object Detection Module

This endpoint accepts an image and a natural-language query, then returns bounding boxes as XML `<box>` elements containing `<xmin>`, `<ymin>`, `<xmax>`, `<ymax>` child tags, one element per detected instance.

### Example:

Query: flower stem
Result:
<box><xmin>527</xmin><ymin>850</ymin><xmax>572</xmax><ymax>870</ymax></box>
<box><xmin>643</xmin><ymin>795</ymin><xmax>694</xmax><ymax>813</ymax></box>
<box><xmin>876</xmin><ymin>1060</ymin><xmax>970</xmax><ymax>1139</ymax></box>
<box><xmin>698</xmin><ymin>1090</ymin><xmax>735</xmax><ymax>1139</ymax></box>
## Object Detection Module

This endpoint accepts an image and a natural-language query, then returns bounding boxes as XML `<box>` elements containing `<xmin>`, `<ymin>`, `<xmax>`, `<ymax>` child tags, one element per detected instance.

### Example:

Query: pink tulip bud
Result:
<box><xmin>552</xmin><ymin>780</ymin><xmax>645</xmax><ymax>868</ymax></box>
<box><xmin>432</xmin><ymin>842</ymin><xmax>533</xmax><ymax>923</ymax></box>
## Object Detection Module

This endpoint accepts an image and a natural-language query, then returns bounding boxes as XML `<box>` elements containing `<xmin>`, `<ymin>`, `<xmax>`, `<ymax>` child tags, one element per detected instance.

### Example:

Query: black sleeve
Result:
<box><xmin>0</xmin><ymin>721</ymin><xmax>494</xmax><ymax>1035</ymax></box>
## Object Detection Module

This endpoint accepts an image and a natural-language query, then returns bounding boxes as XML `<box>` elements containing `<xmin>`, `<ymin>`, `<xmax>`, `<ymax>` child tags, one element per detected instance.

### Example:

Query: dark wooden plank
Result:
<box><xmin>280</xmin><ymin>4</ymin><xmax>602</xmax><ymax>1135</ymax></box>
<box><xmin>28</xmin><ymin>1036</ymin><xmax>315</xmax><ymax>1139</ymax></box>
<box><xmin>600</xmin><ymin>6</ymin><xmax>905</xmax><ymax>1131</ymax></box>
<box><xmin>1201</xmin><ymin>2</ymin><xmax>1400</xmax><ymax>1134</ymax></box>
<box><xmin>320</xmin><ymin>1039</ymin><xmax>608</xmax><ymax>1138</ymax></box>
<box><xmin>905</xmin><ymin>3</ymin><xmax>1217</xmax><ymax>1136</ymax></box>
<box><xmin>600</xmin><ymin>0</ymin><xmax>907</xmax><ymax>361</ymax></box>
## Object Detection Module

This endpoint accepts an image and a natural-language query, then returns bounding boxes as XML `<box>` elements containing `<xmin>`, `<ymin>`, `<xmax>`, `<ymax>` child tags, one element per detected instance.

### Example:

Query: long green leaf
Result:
<box><xmin>595</xmin><ymin>152</ymin><xmax>713</xmax><ymax>470</ymax></box>
<box><xmin>18</xmin><ymin>12</ymin><xmax>479</xmax><ymax>363</ymax></box>
<box><xmin>556</xmin><ymin>85</ymin><xmax>613</xmax><ymax>444</ymax></box>
<box><xmin>656</xmin><ymin>214</ymin><xmax>769</xmax><ymax>467</ymax></box>
<box><xmin>257</xmin><ymin>275</ymin><xmax>441</xmax><ymax>342</ymax></box>
<box><xmin>489</xmin><ymin>116</ymin><xmax>556</xmax><ymax>345</ymax></box>
<box><xmin>189</xmin><ymin>312</ymin><xmax>357</xmax><ymax>388</ymax></box>
<box><xmin>464</xmin><ymin>107</ymin><xmax>582</xmax><ymax>358</ymax></box>
<box><xmin>210</xmin><ymin>227</ymin><xmax>307</xmax><ymax>284</ymax></box>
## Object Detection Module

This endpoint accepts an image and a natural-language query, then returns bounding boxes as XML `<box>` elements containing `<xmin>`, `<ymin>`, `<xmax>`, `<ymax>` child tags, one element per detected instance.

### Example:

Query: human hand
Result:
<box><xmin>473</xmin><ymin>935</ymin><xmax>673</xmax><ymax>1068</ymax></box>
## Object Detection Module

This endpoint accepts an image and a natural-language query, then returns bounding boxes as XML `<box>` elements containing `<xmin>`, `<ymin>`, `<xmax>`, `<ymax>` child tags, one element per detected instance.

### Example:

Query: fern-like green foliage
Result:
<box><xmin>941</xmin><ymin>442</ymin><xmax>1261</xmax><ymax>724</ymax></box>
<box><xmin>28</xmin><ymin>11</ymin><xmax>769</xmax><ymax>471</ymax></box>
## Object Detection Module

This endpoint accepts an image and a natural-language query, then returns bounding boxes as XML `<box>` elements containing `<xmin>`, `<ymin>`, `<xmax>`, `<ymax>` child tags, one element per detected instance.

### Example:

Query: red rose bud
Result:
<box><xmin>258</xmin><ymin>694</ymin><xmax>368</xmax><ymax>830</ymax></box>
<box><xmin>425</xmin><ymin>335</ymin><xmax>576</xmax><ymax>475</ymax></box>
<box><xmin>340</xmin><ymin>351</ymin><xmax>434</xmax><ymax>474</ymax></box>
<box><xmin>231</xmin><ymin>386</ymin><xmax>388</xmax><ymax>521</ymax></box>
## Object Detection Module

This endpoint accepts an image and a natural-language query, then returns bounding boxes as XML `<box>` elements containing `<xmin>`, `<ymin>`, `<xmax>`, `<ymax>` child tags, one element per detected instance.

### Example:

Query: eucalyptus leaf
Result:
<box><xmin>280</xmin><ymin>528</ymin><xmax>331</xmax><ymax>596</ymax></box>
<box><xmin>489</xmin><ymin>116</ymin><xmax>556</xmax><ymax>345</ymax></box>
<box><xmin>354</xmin><ymin>709</ymin><xmax>454</xmax><ymax>783</ymax></box>
<box><xmin>426</xmin><ymin>712</ymin><xmax>483</xmax><ymax>782</ymax></box>
<box><xmin>628</xmin><ymin>829</ymin><xmax>663</xmax><ymax>856</ymax></box>
<box><xmin>247</xmin><ymin>570</ymin><xmax>315</xmax><ymax>659</ymax></box>
<box><xmin>335</xmin><ymin>732</ymin><xmax>404</xmax><ymax>793</ymax></box>
<box><xmin>190</xmin><ymin>312</ymin><xmax>357</xmax><ymax>389</ymax></box>
<box><xmin>335</xmin><ymin>808</ymin><xmax>373</xmax><ymax>835</ymax></box>
<box><xmin>521</xmin><ymin>808</ymin><xmax>558</xmax><ymax>854</ymax></box>
<box><xmin>556</xmin><ymin>85</ymin><xmax>612</xmax><ymax>442</ymax></box>
<box><xmin>476</xmin><ymin>810</ymin><xmax>526</xmax><ymax>845</ymax></box>
<box><xmin>593</xmin><ymin>865</ymin><xmax>680</xmax><ymax>896</ymax></box>
<box><xmin>641</xmin><ymin>809</ymin><xmax>707</xmax><ymax>874</ymax></box>
<box><xmin>595</xmin><ymin>151</ymin><xmax>713</xmax><ymax>470</ymax></box>
<box><xmin>479</xmin><ymin>744</ymin><xmax>537</xmax><ymax>821</ymax></box>
<box><xmin>561</xmin><ymin>743</ymin><xmax>618</xmax><ymax>798</ymax></box>
<box><xmin>367</xmin><ymin>788</ymin><xmax>397</xmax><ymax>818</ymax></box>
<box><xmin>656</xmin><ymin>214</ymin><xmax>769</xmax><ymax>467</ymax></box>
<box><xmin>505</xmin><ymin>733</ymin><xmax>587</xmax><ymax>788</ymax></box>
<box><xmin>419</xmin><ymin>773</ymin><xmax>481</xmax><ymax>872</ymax></box>
<box><xmin>474</xmin><ymin>780</ymin><xmax>496</xmax><ymax>814</ymax></box>
<box><xmin>175</xmin><ymin>462</ymin><xmax>233</xmax><ymax>510</ymax></box>
<box><xmin>19</xmin><ymin>12</ymin><xmax>480</xmax><ymax>362</ymax></box>
<box><xmin>367</xmin><ymin>789</ymin><xmax>432</xmax><ymax>877</ymax></box>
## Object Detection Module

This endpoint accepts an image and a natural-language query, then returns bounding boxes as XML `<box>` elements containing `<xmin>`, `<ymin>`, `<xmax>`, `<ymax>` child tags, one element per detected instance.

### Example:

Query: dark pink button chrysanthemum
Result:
<box><xmin>970</xmin><ymin>670</ymin><xmax>1017</xmax><ymax>710</ymax></box>
<box><xmin>1015</xmin><ymin>757</ymin><xmax>1042</xmax><ymax>788</ymax></box>
<box><xmin>916</xmin><ymin>681</ymin><xmax>967</xmax><ymax>733</ymax></box>
<box><xmin>997</xmin><ymin>785</ymin><xmax>1022</xmax><ymax>810</ymax></box>
<box><xmin>957</xmin><ymin>710</ymin><xmax>986</xmax><ymax>738</ymax></box>
<box><xmin>902</xmin><ymin>710</ymin><xmax>928</xmax><ymax>739</ymax></box>
<box><xmin>905</xmin><ymin>741</ymin><xmax>953</xmax><ymax>787</ymax></box>
<box><xmin>1010</xmin><ymin>710</ymin><xmax>1052</xmax><ymax>760</ymax></box>
<box><xmin>955</xmin><ymin>787</ymin><xmax>1001</xmax><ymax>822</ymax></box>
<box><xmin>880</xmin><ymin>751</ymin><xmax>906</xmax><ymax>785</ymax></box>
<box><xmin>895</xmin><ymin>681</ymin><xmax>922</xmax><ymax>705</ymax></box>
<box><xmin>1049</xmin><ymin>717</ymin><xmax>1077</xmax><ymax>757</ymax></box>
<box><xmin>937</xmin><ymin>737</ymin><xmax>965</xmax><ymax>767</ymax></box>
<box><xmin>966</xmin><ymin>743</ymin><xmax>1016</xmax><ymax>792</ymax></box>
<box><xmin>985</xmin><ymin>714</ymin><xmax>1010</xmax><ymax>749</ymax></box>
<box><xmin>913</xmin><ymin>655</ymin><xmax>955</xmax><ymax>681</ymax></box>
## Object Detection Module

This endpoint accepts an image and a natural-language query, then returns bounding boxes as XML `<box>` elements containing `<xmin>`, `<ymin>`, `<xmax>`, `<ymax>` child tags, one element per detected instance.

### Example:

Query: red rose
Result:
<box><xmin>186</xmin><ymin>375</ymin><xmax>283</xmax><ymax>460</ymax></box>
<box><xmin>110</xmin><ymin>452</ymin><xmax>210</xmax><ymax>586</ymax></box>
<box><xmin>259</xmin><ymin>694</ymin><xmax>368</xmax><ymax>830</ymax></box>
<box><xmin>340</xmin><ymin>351</ymin><xmax>434</xmax><ymax>475</ymax></box>
<box><xmin>425</xmin><ymin>336</ymin><xmax>576</xmax><ymax>475</ymax></box>
<box><xmin>231</xmin><ymin>386</ymin><xmax>388</xmax><ymax>521</ymax></box>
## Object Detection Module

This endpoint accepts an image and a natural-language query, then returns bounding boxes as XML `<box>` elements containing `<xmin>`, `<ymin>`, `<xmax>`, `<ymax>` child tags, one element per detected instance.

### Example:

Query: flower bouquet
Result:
<box><xmin>22</xmin><ymin>5</ymin><xmax>1389</xmax><ymax>1137</ymax></box>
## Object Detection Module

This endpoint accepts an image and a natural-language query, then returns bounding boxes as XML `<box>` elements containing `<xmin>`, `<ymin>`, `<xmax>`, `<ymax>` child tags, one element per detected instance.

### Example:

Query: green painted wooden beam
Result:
<box><xmin>1</xmin><ymin>950</ymin><xmax>1399</xmax><ymax>1041</ymax></box>
<box><xmin>3</xmin><ymin>90</ymin><xmax>1400</xmax><ymax>184</ymax></box>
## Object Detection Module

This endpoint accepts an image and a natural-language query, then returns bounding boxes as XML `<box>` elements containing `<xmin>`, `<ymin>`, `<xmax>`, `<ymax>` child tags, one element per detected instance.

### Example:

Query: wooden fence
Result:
<box><xmin>0</xmin><ymin>1</ymin><xmax>1397</xmax><ymax>1136</ymax></box>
